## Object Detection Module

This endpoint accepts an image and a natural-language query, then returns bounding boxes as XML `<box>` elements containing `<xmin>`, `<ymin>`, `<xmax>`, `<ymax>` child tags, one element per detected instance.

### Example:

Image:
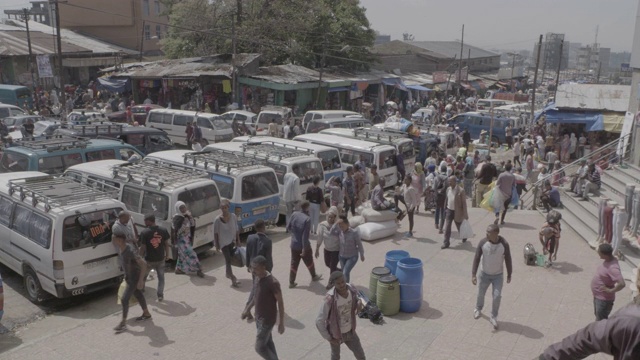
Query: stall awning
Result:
<box><xmin>97</xmin><ymin>77</ymin><xmax>130</xmax><ymax>93</ymax></box>
<box><xmin>328</xmin><ymin>86</ymin><xmax>350</xmax><ymax>93</ymax></box>
<box><xmin>460</xmin><ymin>82</ymin><xmax>474</xmax><ymax>90</ymax></box>
<box><xmin>602</xmin><ymin>113</ymin><xmax>625</xmax><ymax>133</ymax></box>
<box><xmin>542</xmin><ymin>109</ymin><xmax>604</xmax><ymax>132</ymax></box>
<box><xmin>407</xmin><ymin>85</ymin><xmax>432</xmax><ymax>91</ymax></box>
<box><xmin>381</xmin><ymin>78</ymin><xmax>408</xmax><ymax>91</ymax></box>
<box><xmin>469</xmin><ymin>80</ymin><xmax>486</xmax><ymax>91</ymax></box>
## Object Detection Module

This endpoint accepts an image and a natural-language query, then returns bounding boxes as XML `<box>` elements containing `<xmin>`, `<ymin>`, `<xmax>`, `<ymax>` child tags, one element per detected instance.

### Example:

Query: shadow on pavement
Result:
<box><xmin>189</xmin><ymin>274</ymin><xmax>217</xmax><ymax>287</ymax></box>
<box><xmin>550</xmin><ymin>261</ymin><xmax>583</xmax><ymax>275</ymax></box>
<box><xmin>284</xmin><ymin>313</ymin><xmax>305</xmax><ymax>330</ymax></box>
<box><xmin>0</xmin><ymin>326</ymin><xmax>23</xmax><ymax>354</ymax></box>
<box><xmin>296</xmin><ymin>283</ymin><xmax>327</xmax><ymax>296</ymax></box>
<box><xmin>387</xmin><ymin>301</ymin><xmax>443</xmax><ymax>321</ymax></box>
<box><xmin>126</xmin><ymin>319</ymin><xmax>175</xmax><ymax>348</ymax></box>
<box><xmin>500</xmin><ymin>223</ymin><xmax>536</xmax><ymax>230</ymax></box>
<box><xmin>496</xmin><ymin>320</ymin><xmax>544</xmax><ymax>339</ymax></box>
<box><xmin>450</xmin><ymin>241</ymin><xmax>476</xmax><ymax>253</ymax></box>
<box><xmin>151</xmin><ymin>299</ymin><xmax>196</xmax><ymax>317</ymax></box>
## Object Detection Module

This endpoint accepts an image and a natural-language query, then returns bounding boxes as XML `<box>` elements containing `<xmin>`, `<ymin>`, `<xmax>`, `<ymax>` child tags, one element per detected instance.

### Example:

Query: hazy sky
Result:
<box><xmin>360</xmin><ymin>0</ymin><xmax>637</xmax><ymax>52</ymax></box>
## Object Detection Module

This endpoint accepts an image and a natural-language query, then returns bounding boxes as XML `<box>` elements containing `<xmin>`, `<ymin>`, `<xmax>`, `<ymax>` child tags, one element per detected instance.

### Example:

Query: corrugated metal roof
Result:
<box><xmin>2</xmin><ymin>19</ymin><xmax>137</xmax><ymax>55</ymax></box>
<box><xmin>554</xmin><ymin>84</ymin><xmax>630</xmax><ymax>112</ymax></box>
<box><xmin>112</xmin><ymin>58</ymin><xmax>233</xmax><ymax>78</ymax></box>
<box><xmin>0</xmin><ymin>28</ymin><xmax>89</xmax><ymax>56</ymax></box>
<box><xmin>247</xmin><ymin>64</ymin><xmax>325</xmax><ymax>84</ymax></box>
<box><xmin>401</xmin><ymin>72</ymin><xmax>433</xmax><ymax>86</ymax></box>
<box><xmin>407</xmin><ymin>41</ymin><xmax>499</xmax><ymax>59</ymax></box>
<box><xmin>371</xmin><ymin>40</ymin><xmax>450</xmax><ymax>59</ymax></box>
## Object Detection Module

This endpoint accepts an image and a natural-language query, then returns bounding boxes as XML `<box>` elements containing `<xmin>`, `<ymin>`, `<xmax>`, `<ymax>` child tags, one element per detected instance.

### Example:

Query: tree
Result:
<box><xmin>402</xmin><ymin>32</ymin><xmax>414</xmax><ymax>41</ymax></box>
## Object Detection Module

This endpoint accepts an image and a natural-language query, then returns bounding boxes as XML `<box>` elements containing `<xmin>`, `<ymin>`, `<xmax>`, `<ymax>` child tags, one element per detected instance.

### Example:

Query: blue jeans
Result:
<box><xmin>475</xmin><ymin>272</ymin><xmax>503</xmax><ymax>318</ymax></box>
<box><xmin>255</xmin><ymin>319</ymin><xmax>278</xmax><ymax>360</ymax></box>
<box><xmin>434</xmin><ymin>206</ymin><xmax>445</xmax><ymax>230</ymax></box>
<box><xmin>593</xmin><ymin>298</ymin><xmax>614</xmax><ymax>321</ymax></box>
<box><xmin>339</xmin><ymin>255</ymin><xmax>359</xmax><ymax>283</ymax></box>
<box><xmin>309</xmin><ymin>202</ymin><xmax>320</xmax><ymax>233</ymax></box>
<box><xmin>145</xmin><ymin>261</ymin><xmax>166</xmax><ymax>298</ymax></box>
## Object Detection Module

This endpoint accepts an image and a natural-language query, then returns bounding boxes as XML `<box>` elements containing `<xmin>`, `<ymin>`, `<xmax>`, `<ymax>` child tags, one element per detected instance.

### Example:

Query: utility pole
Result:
<box><xmin>510</xmin><ymin>53</ymin><xmax>516</xmax><ymax>92</ymax></box>
<box><xmin>444</xmin><ymin>54</ymin><xmax>457</xmax><ymax>101</ymax></box>
<box><xmin>531</xmin><ymin>34</ymin><xmax>543</xmax><ymax>122</ymax></box>
<box><xmin>53</xmin><ymin>0</ymin><xmax>65</xmax><ymax>117</ymax></box>
<box><xmin>22</xmin><ymin>8</ymin><xmax>37</xmax><ymax>99</ymax></box>
<box><xmin>596</xmin><ymin>62</ymin><xmax>602</xmax><ymax>84</ymax></box>
<box><xmin>139</xmin><ymin>20</ymin><xmax>146</xmax><ymax>61</ymax></box>
<box><xmin>553</xmin><ymin>40</ymin><xmax>564</xmax><ymax>102</ymax></box>
<box><xmin>231</xmin><ymin>14</ymin><xmax>237</xmax><ymax>105</ymax></box>
<box><xmin>314</xmin><ymin>34</ymin><xmax>327</xmax><ymax>108</ymax></box>
<box><xmin>457</xmin><ymin>24</ymin><xmax>464</xmax><ymax>99</ymax></box>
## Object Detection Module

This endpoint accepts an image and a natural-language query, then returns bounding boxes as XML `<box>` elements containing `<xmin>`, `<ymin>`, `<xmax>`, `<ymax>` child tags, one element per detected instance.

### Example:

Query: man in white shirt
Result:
<box><xmin>283</xmin><ymin>164</ymin><xmax>302</xmax><ymax>229</ymax></box>
<box><xmin>283</xmin><ymin>121</ymin><xmax>291</xmax><ymax>139</ymax></box>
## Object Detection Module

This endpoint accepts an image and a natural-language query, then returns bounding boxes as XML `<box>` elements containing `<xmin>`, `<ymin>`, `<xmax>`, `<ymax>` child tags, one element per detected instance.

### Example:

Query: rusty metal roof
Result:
<box><xmin>554</xmin><ymin>84</ymin><xmax>630</xmax><ymax>112</ymax></box>
<box><xmin>246</xmin><ymin>64</ymin><xmax>327</xmax><ymax>84</ymax></box>
<box><xmin>103</xmin><ymin>54</ymin><xmax>260</xmax><ymax>78</ymax></box>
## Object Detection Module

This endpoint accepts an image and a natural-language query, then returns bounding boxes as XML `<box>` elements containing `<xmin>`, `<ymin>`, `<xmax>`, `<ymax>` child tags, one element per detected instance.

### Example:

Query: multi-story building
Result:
<box><xmin>532</xmin><ymin>33</ymin><xmax>569</xmax><ymax>71</ymax></box>
<box><xmin>577</xmin><ymin>43</ymin><xmax>610</xmax><ymax>75</ymax></box>
<box><xmin>58</xmin><ymin>0</ymin><xmax>168</xmax><ymax>55</ymax></box>
<box><xmin>3</xmin><ymin>1</ymin><xmax>53</xmax><ymax>26</ymax></box>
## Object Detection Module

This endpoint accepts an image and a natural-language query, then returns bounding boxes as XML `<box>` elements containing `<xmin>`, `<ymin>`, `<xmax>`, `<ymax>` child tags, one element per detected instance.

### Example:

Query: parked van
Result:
<box><xmin>55</xmin><ymin>123</ymin><xmax>173</xmax><ymax>154</ymax></box>
<box><xmin>301</xmin><ymin>110</ymin><xmax>361</xmax><ymax>130</ymax></box>
<box><xmin>369</xmin><ymin>124</ymin><xmax>439</xmax><ymax>164</ymax></box>
<box><xmin>146</xmin><ymin>109</ymin><xmax>234</xmax><ymax>145</ymax></box>
<box><xmin>0</xmin><ymin>103</ymin><xmax>28</xmax><ymax>120</ymax></box>
<box><xmin>254</xmin><ymin>106</ymin><xmax>294</xmax><ymax>136</ymax></box>
<box><xmin>0</xmin><ymin>85</ymin><xmax>33</xmax><ymax>109</ymax></box>
<box><xmin>318</xmin><ymin>128</ymin><xmax>416</xmax><ymax>174</ymax></box>
<box><xmin>204</xmin><ymin>142</ymin><xmax>324</xmax><ymax>215</ymax></box>
<box><xmin>64</xmin><ymin>160</ymin><xmax>221</xmax><ymax>253</ymax></box>
<box><xmin>448</xmin><ymin>112</ymin><xmax>520</xmax><ymax>145</ymax></box>
<box><xmin>0</xmin><ymin>172</ymin><xmax>126</xmax><ymax>303</ymax></box>
<box><xmin>144</xmin><ymin>150</ymin><xmax>280</xmax><ymax>233</ymax></box>
<box><xmin>231</xmin><ymin>136</ymin><xmax>343</xmax><ymax>184</ymax></box>
<box><xmin>476</xmin><ymin>99</ymin><xmax>509</xmax><ymax>110</ymax></box>
<box><xmin>294</xmin><ymin>133</ymin><xmax>398</xmax><ymax>188</ymax></box>
<box><xmin>305</xmin><ymin>116</ymin><xmax>372</xmax><ymax>134</ymax></box>
<box><xmin>0</xmin><ymin>136</ymin><xmax>145</xmax><ymax>175</ymax></box>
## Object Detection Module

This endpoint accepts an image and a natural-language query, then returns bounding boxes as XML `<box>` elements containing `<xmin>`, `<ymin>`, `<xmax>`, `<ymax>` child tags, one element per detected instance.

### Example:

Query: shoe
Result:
<box><xmin>579</xmin><ymin>197</ymin><xmax>588</xmax><ymax>202</ymax></box>
<box><xmin>404</xmin><ymin>231</ymin><xmax>413</xmax><ymax>237</ymax></box>
<box><xmin>474</xmin><ymin>309</ymin><xmax>481</xmax><ymax>319</ymax></box>
<box><xmin>500</xmin><ymin>221</ymin><xmax>505</xmax><ymax>225</ymax></box>
<box><xmin>135</xmin><ymin>314</ymin><xmax>152</xmax><ymax>322</ymax></box>
<box><xmin>462</xmin><ymin>238</ymin><xmax>467</xmax><ymax>243</ymax></box>
<box><xmin>196</xmin><ymin>270</ymin><xmax>205</xmax><ymax>278</ymax></box>
<box><xmin>490</xmin><ymin>316</ymin><xmax>498</xmax><ymax>329</ymax></box>
<box><xmin>493</xmin><ymin>218</ymin><xmax>499</xmax><ymax>225</ymax></box>
<box><xmin>312</xmin><ymin>275</ymin><xmax>323</xmax><ymax>282</ymax></box>
<box><xmin>289</xmin><ymin>282</ymin><xmax>298</xmax><ymax>289</ymax></box>
<box><xmin>438</xmin><ymin>229</ymin><xmax>443</xmax><ymax>234</ymax></box>
<box><xmin>175</xmin><ymin>269</ymin><xmax>185</xmax><ymax>275</ymax></box>
<box><xmin>114</xmin><ymin>322</ymin><xmax>127</xmax><ymax>333</ymax></box>
<box><xmin>440</xmin><ymin>244</ymin><xmax>449</xmax><ymax>249</ymax></box>
<box><xmin>158</xmin><ymin>295</ymin><xmax>163</xmax><ymax>302</ymax></box>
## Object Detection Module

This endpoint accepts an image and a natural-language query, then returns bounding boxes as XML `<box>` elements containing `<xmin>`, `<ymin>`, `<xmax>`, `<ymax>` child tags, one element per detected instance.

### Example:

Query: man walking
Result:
<box><xmin>316</xmin><ymin>271</ymin><xmax>366</xmax><ymax>360</ymax></box>
<box><xmin>287</xmin><ymin>201</ymin><xmax>322</xmax><ymax>288</ymax></box>
<box><xmin>138</xmin><ymin>214</ymin><xmax>170</xmax><ymax>302</ymax></box>
<box><xmin>462</xmin><ymin>128</ymin><xmax>471</xmax><ymax>150</ymax></box>
<box><xmin>112</xmin><ymin>234</ymin><xmax>151</xmax><ymax>333</ymax></box>
<box><xmin>441</xmin><ymin>175</ymin><xmax>468</xmax><ymax>249</ymax></box>
<box><xmin>316</xmin><ymin>207</ymin><xmax>340</xmax><ymax>289</ymax></box>
<box><xmin>343</xmin><ymin>166</ymin><xmax>356</xmax><ymax>216</ymax></box>
<box><xmin>247</xmin><ymin>256</ymin><xmax>285</xmax><ymax>360</ymax></box>
<box><xmin>471</xmin><ymin>224</ymin><xmax>512</xmax><ymax>329</ymax></box>
<box><xmin>283</xmin><ymin>164</ymin><xmax>302</xmax><ymax>229</ymax></box>
<box><xmin>185</xmin><ymin>122</ymin><xmax>194</xmax><ymax>149</ymax></box>
<box><xmin>242</xmin><ymin>219</ymin><xmax>273</xmax><ymax>320</ymax></box>
<box><xmin>591</xmin><ymin>243</ymin><xmax>625</xmax><ymax>320</ymax></box>
<box><xmin>494</xmin><ymin>163</ymin><xmax>515</xmax><ymax>225</ymax></box>
<box><xmin>475</xmin><ymin>156</ymin><xmax>496</xmax><ymax>207</ymax></box>
<box><xmin>112</xmin><ymin>210</ymin><xmax>139</xmax><ymax>246</ymax></box>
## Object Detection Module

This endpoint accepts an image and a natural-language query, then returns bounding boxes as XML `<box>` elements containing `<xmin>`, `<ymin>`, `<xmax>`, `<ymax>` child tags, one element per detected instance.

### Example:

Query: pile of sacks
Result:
<box><xmin>350</xmin><ymin>201</ymin><xmax>398</xmax><ymax>241</ymax></box>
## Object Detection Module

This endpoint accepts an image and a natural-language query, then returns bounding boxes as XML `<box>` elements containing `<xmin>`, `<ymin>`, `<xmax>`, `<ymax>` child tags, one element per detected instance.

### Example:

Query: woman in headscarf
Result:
<box><xmin>561</xmin><ymin>134</ymin><xmax>571</xmax><ymax>163</ymax></box>
<box><xmin>315</xmin><ymin>206</ymin><xmax>340</xmax><ymax>289</ymax></box>
<box><xmin>172</xmin><ymin>201</ymin><xmax>204</xmax><ymax>277</ymax></box>
<box><xmin>214</xmin><ymin>198</ymin><xmax>241</xmax><ymax>287</ymax></box>
<box><xmin>411</xmin><ymin>163</ymin><xmax>426</xmax><ymax>214</ymax></box>
<box><xmin>423</xmin><ymin>164</ymin><xmax>437</xmax><ymax>212</ymax></box>
<box><xmin>569</xmin><ymin>133</ymin><xmax>577</xmax><ymax>160</ymax></box>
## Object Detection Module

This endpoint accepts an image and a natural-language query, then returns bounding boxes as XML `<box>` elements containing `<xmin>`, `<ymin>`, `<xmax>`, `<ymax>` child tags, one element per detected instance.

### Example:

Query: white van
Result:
<box><xmin>0</xmin><ymin>172</ymin><xmax>127</xmax><ymax>303</ymax></box>
<box><xmin>146</xmin><ymin>109</ymin><xmax>234</xmax><ymax>145</ymax></box>
<box><xmin>64</xmin><ymin>160</ymin><xmax>221</xmax><ymax>253</ymax></box>
<box><xmin>254</xmin><ymin>106</ymin><xmax>294</xmax><ymax>136</ymax></box>
<box><xmin>204</xmin><ymin>142</ymin><xmax>324</xmax><ymax>215</ymax></box>
<box><xmin>318</xmin><ymin>128</ymin><xmax>416</xmax><ymax>174</ymax></box>
<box><xmin>301</xmin><ymin>110</ymin><xmax>362</xmax><ymax>130</ymax></box>
<box><xmin>144</xmin><ymin>150</ymin><xmax>281</xmax><ymax>233</ymax></box>
<box><xmin>294</xmin><ymin>133</ymin><xmax>399</xmax><ymax>188</ymax></box>
<box><xmin>231</xmin><ymin>136</ymin><xmax>344</xmax><ymax>184</ymax></box>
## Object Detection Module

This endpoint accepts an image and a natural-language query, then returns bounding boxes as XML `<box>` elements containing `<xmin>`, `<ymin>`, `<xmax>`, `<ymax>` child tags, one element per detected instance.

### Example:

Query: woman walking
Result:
<box><xmin>330</xmin><ymin>215</ymin><xmax>364</xmax><ymax>283</ymax></box>
<box><xmin>561</xmin><ymin>134</ymin><xmax>571</xmax><ymax>163</ymax></box>
<box><xmin>424</xmin><ymin>164</ymin><xmax>437</xmax><ymax>212</ymax></box>
<box><xmin>315</xmin><ymin>206</ymin><xmax>340</xmax><ymax>289</ymax></box>
<box><xmin>411</xmin><ymin>163</ymin><xmax>426</xmax><ymax>214</ymax></box>
<box><xmin>172</xmin><ymin>201</ymin><xmax>204</xmax><ymax>277</ymax></box>
<box><xmin>326</xmin><ymin>176</ymin><xmax>343</xmax><ymax>215</ymax></box>
<box><xmin>214</xmin><ymin>198</ymin><xmax>241</xmax><ymax>287</ymax></box>
<box><xmin>306</xmin><ymin>176</ymin><xmax>324</xmax><ymax>234</ymax></box>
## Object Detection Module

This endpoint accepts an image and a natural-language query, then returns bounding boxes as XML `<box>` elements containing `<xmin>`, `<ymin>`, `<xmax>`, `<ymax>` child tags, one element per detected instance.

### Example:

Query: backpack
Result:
<box><xmin>435</xmin><ymin>174</ymin><xmax>447</xmax><ymax>195</ymax></box>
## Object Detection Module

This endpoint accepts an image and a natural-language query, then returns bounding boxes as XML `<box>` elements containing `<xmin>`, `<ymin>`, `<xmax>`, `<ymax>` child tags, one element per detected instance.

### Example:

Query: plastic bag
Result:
<box><xmin>230</xmin><ymin>246</ymin><xmax>246</xmax><ymax>267</ymax></box>
<box><xmin>480</xmin><ymin>187</ymin><xmax>496</xmax><ymax>212</ymax></box>
<box><xmin>459</xmin><ymin>219</ymin><xmax>474</xmax><ymax>239</ymax></box>
<box><xmin>117</xmin><ymin>280</ymin><xmax>138</xmax><ymax>306</ymax></box>
<box><xmin>509</xmin><ymin>186</ymin><xmax>519</xmax><ymax>209</ymax></box>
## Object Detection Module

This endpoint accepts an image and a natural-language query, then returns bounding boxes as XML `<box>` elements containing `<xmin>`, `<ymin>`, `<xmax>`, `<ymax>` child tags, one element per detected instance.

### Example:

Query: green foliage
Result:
<box><xmin>160</xmin><ymin>0</ymin><xmax>376</xmax><ymax>70</ymax></box>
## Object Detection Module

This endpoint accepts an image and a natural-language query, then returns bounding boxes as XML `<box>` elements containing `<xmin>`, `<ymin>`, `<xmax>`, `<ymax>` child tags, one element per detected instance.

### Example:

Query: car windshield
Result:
<box><xmin>210</xmin><ymin>117</ymin><xmax>231</xmax><ymax>129</ymax></box>
<box><xmin>62</xmin><ymin>208</ymin><xmax>122</xmax><ymax>251</ymax></box>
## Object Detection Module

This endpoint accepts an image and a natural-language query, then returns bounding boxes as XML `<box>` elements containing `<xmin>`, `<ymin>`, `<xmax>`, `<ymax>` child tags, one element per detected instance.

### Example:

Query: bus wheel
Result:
<box><xmin>24</xmin><ymin>267</ymin><xmax>45</xmax><ymax>304</ymax></box>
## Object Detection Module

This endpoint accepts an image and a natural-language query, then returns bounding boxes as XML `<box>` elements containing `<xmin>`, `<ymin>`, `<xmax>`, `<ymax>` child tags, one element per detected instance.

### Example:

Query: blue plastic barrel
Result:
<box><xmin>384</xmin><ymin>250</ymin><xmax>409</xmax><ymax>275</ymax></box>
<box><xmin>396</xmin><ymin>257</ymin><xmax>424</xmax><ymax>313</ymax></box>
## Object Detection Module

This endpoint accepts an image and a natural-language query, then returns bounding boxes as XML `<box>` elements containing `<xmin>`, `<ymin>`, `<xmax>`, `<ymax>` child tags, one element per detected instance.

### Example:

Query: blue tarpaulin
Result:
<box><xmin>328</xmin><ymin>87</ymin><xmax>350</xmax><ymax>93</ymax></box>
<box><xmin>97</xmin><ymin>77</ymin><xmax>131</xmax><ymax>93</ymax></box>
<box><xmin>407</xmin><ymin>85</ymin><xmax>432</xmax><ymax>91</ymax></box>
<box><xmin>541</xmin><ymin>109</ymin><xmax>604</xmax><ymax>132</ymax></box>
<box><xmin>381</xmin><ymin>78</ymin><xmax>408</xmax><ymax>91</ymax></box>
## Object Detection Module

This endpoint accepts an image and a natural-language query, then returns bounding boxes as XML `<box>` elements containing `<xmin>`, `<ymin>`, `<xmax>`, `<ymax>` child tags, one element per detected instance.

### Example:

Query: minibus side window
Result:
<box><xmin>63</xmin><ymin>208</ymin><xmax>120</xmax><ymax>251</ymax></box>
<box><xmin>87</xmin><ymin>149</ymin><xmax>116</xmax><ymax>162</ymax></box>
<box><xmin>317</xmin><ymin>150</ymin><xmax>341</xmax><ymax>170</ymax></box>
<box><xmin>173</xmin><ymin>115</ymin><xmax>191</xmax><ymax>126</ymax></box>
<box><xmin>242</xmin><ymin>172</ymin><xmax>279</xmax><ymax>201</ymax></box>
<box><xmin>178</xmin><ymin>184</ymin><xmax>220</xmax><ymax>218</ymax></box>
<box><xmin>39</xmin><ymin>156</ymin><xmax>64</xmax><ymax>174</ymax></box>
<box><xmin>30</xmin><ymin>212</ymin><xmax>52</xmax><ymax>248</ymax></box>
<box><xmin>297</xmin><ymin>161</ymin><xmax>323</xmax><ymax>185</ymax></box>
<box><xmin>0</xmin><ymin>197</ymin><xmax>13</xmax><ymax>226</ymax></box>
<box><xmin>141</xmin><ymin>191</ymin><xmax>168</xmax><ymax>220</ymax></box>
<box><xmin>122</xmin><ymin>186</ymin><xmax>142</xmax><ymax>212</ymax></box>
<box><xmin>379</xmin><ymin>150</ymin><xmax>397</xmax><ymax>169</ymax></box>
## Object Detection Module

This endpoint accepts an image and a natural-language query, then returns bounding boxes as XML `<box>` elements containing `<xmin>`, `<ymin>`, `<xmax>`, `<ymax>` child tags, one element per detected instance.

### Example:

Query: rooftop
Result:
<box><xmin>554</xmin><ymin>84</ymin><xmax>630</xmax><ymax>112</ymax></box>
<box><xmin>372</xmin><ymin>40</ymin><xmax>499</xmax><ymax>60</ymax></box>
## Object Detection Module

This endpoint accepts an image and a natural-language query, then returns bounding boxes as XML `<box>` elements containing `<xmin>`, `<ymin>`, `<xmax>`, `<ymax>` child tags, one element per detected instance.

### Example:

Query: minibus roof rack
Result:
<box><xmin>8</xmin><ymin>175</ymin><xmax>114</xmax><ymax>212</ymax></box>
<box><xmin>65</xmin><ymin>123</ymin><xmax>125</xmax><ymax>135</ymax></box>
<box><xmin>245</xmin><ymin>140</ymin><xmax>315</xmax><ymax>153</ymax></box>
<box><xmin>15</xmin><ymin>135</ymin><xmax>90</xmax><ymax>152</ymax></box>
<box><xmin>112</xmin><ymin>161</ymin><xmax>207</xmax><ymax>189</ymax></box>
<box><xmin>240</xmin><ymin>143</ymin><xmax>313</xmax><ymax>161</ymax></box>
<box><xmin>181</xmin><ymin>150</ymin><xmax>261</xmax><ymax>174</ymax></box>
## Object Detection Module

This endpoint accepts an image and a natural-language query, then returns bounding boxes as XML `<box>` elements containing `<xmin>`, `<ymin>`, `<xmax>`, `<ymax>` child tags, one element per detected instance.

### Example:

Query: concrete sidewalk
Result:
<box><xmin>0</xmin><ymin>207</ymin><xmax>627</xmax><ymax>360</ymax></box>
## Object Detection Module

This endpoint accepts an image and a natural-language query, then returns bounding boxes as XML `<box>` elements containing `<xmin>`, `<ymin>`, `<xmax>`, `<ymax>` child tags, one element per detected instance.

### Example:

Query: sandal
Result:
<box><xmin>232</xmin><ymin>281</ymin><xmax>241</xmax><ymax>288</ymax></box>
<box><xmin>135</xmin><ymin>314</ymin><xmax>152</xmax><ymax>322</ymax></box>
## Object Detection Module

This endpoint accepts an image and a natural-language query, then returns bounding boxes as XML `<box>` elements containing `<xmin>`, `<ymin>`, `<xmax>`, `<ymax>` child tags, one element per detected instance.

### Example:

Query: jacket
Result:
<box><xmin>446</xmin><ymin>185</ymin><xmax>468</xmax><ymax>223</ymax></box>
<box><xmin>245</xmin><ymin>232</ymin><xmax>273</xmax><ymax>272</ymax></box>
<box><xmin>315</xmin><ymin>284</ymin><xmax>359</xmax><ymax>341</ymax></box>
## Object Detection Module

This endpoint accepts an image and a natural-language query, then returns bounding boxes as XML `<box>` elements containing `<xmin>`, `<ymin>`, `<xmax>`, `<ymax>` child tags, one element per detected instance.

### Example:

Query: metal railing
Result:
<box><xmin>520</xmin><ymin>132</ymin><xmax>632</xmax><ymax>210</ymax></box>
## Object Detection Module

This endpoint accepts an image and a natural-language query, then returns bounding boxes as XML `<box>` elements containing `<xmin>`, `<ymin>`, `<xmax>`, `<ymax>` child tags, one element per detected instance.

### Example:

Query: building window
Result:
<box><xmin>144</xmin><ymin>24</ymin><xmax>150</xmax><ymax>40</ymax></box>
<box><xmin>143</xmin><ymin>0</ymin><xmax>150</xmax><ymax>16</ymax></box>
<box><xmin>156</xmin><ymin>25</ymin><xmax>161</xmax><ymax>39</ymax></box>
<box><xmin>154</xmin><ymin>0</ymin><xmax>161</xmax><ymax>15</ymax></box>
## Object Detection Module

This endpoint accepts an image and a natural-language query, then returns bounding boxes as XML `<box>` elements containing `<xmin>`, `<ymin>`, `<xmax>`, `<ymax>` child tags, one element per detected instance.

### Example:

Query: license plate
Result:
<box><xmin>253</xmin><ymin>208</ymin><xmax>266</xmax><ymax>215</ymax></box>
<box><xmin>85</xmin><ymin>258</ymin><xmax>110</xmax><ymax>269</ymax></box>
<box><xmin>71</xmin><ymin>287</ymin><xmax>86</xmax><ymax>296</ymax></box>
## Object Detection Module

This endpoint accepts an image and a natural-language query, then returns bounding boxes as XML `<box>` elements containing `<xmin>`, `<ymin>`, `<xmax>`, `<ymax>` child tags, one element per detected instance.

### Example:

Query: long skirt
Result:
<box><xmin>176</xmin><ymin>234</ymin><xmax>200</xmax><ymax>273</ymax></box>
<box><xmin>424</xmin><ymin>189</ymin><xmax>436</xmax><ymax>210</ymax></box>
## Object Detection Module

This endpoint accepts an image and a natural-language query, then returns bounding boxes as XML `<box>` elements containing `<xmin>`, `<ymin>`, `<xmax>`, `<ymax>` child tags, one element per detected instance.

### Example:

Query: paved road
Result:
<box><xmin>0</xmin><ymin>206</ymin><xmax>630</xmax><ymax>359</ymax></box>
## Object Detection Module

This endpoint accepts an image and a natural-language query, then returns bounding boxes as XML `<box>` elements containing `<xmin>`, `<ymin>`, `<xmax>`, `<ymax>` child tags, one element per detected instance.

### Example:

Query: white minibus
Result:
<box><xmin>64</xmin><ymin>160</ymin><xmax>221</xmax><ymax>253</ymax></box>
<box><xmin>294</xmin><ymin>133</ymin><xmax>399</xmax><ymax>188</ymax></box>
<box><xmin>204</xmin><ymin>142</ymin><xmax>324</xmax><ymax>215</ymax></box>
<box><xmin>144</xmin><ymin>150</ymin><xmax>280</xmax><ymax>233</ymax></box>
<box><xmin>0</xmin><ymin>172</ymin><xmax>127</xmax><ymax>303</ymax></box>
<box><xmin>146</xmin><ymin>109</ymin><xmax>234</xmax><ymax>145</ymax></box>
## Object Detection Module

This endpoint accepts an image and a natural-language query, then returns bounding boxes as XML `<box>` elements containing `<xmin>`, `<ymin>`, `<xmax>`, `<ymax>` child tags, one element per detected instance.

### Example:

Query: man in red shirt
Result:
<box><xmin>590</xmin><ymin>243</ymin><xmax>625</xmax><ymax>320</ymax></box>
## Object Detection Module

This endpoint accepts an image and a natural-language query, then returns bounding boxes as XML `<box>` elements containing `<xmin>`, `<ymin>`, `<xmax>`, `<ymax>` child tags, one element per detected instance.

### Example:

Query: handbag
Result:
<box><xmin>459</xmin><ymin>219</ymin><xmax>475</xmax><ymax>239</ymax></box>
